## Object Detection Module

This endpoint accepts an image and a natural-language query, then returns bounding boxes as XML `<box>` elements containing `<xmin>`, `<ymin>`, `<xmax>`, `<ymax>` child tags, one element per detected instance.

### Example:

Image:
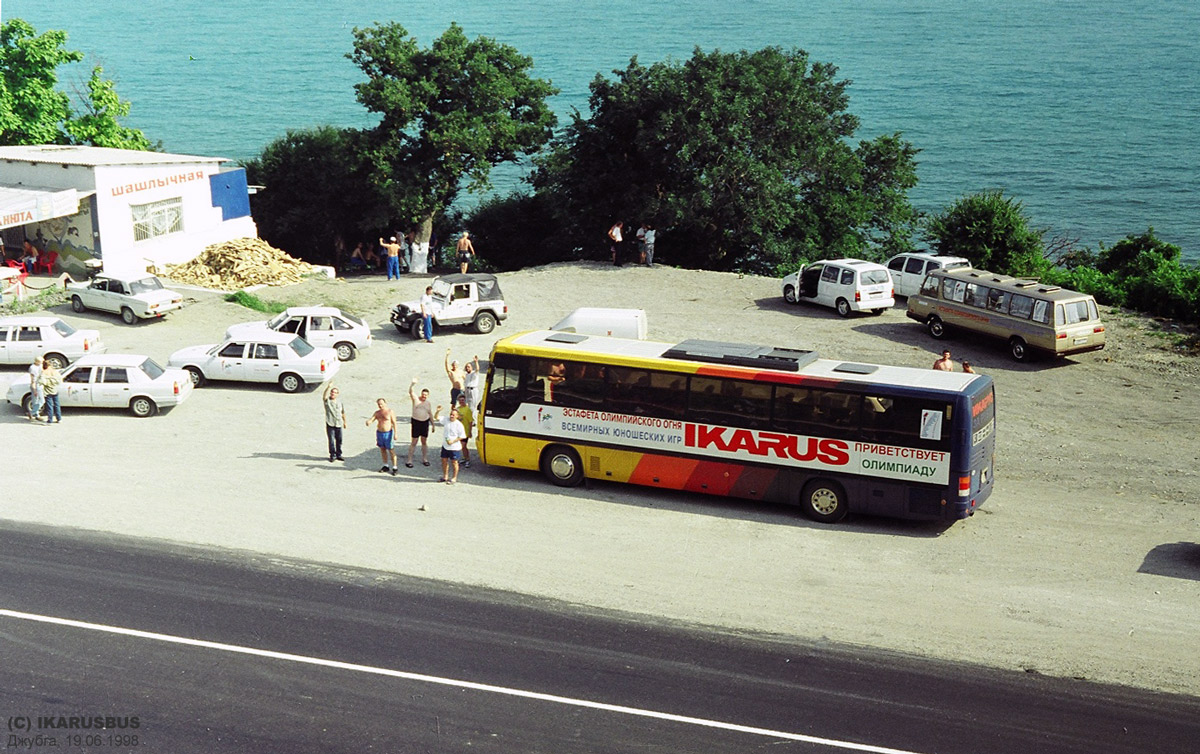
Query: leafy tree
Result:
<box><xmin>0</xmin><ymin>19</ymin><xmax>152</xmax><ymax>148</ymax></box>
<box><xmin>347</xmin><ymin>22</ymin><xmax>557</xmax><ymax>248</ymax></box>
<box><xmin>925</xmin><ymin>190</ymin><xmax>1044</xmax><ymax>276</ymax></box>
<box><xmin>531</xmin><ymin>47</ymin><xmax>920</xmax><ymax>274</ymax></box>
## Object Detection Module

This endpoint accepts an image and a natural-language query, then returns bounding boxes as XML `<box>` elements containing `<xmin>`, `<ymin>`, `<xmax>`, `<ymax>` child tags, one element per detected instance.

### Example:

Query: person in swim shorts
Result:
<box><xmin>366</xmin><ymin>397</ymin><xmax>398</xmax><ymax>475</ymax></box>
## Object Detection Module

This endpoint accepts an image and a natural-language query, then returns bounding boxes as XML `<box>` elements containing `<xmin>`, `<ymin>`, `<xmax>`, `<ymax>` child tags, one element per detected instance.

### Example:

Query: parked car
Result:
<box><xmin>6</xmin><ymin>353</ymin><xmax>193</xmax><ymax>417</ymax></box>
<box><xmin>781</xmin><ymin>259</ymin><xmax>894</xmax><ymax>317</ymax></box>
<box><xmin>885</xmin><ymin>252</ymin><xmax>970</xmax><ymax>298</ymax></box>
<box><xmin>391</xmin><ymin>273</ymin><xmax>508</xmax><ymax>339</ymax></box>
<box><xmin>225</xmin><ymin>306</ymin><xmax>372</xmax><ymax>361</ymax></box>
<box><xmin>167</xmin><ymin>330</ymin><xmax>339</xmax><ymax>393</ymax></box>
<box><xmin>0</xmin><ymin>315</ymin><xmax>105</xmax><ymax>369</ymax></box>
<box><xmin>68</xmin><ymin>273</ymin><xmax>184</xmax><ymax>324</ymax></box>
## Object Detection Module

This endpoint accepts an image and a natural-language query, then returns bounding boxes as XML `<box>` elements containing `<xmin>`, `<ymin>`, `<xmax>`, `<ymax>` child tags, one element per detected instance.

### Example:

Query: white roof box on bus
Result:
<box><xmin>551</xmin><ymin>307</ymin><xmax>648</xmax><ymax>340</ymax></box>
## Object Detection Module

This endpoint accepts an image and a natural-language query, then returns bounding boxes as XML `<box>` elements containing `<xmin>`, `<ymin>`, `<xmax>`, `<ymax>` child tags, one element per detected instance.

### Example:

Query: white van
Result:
<box><xmin>781</xmin><ymin>258</ymin><xmax>894</xmax><ymax>317</ymax></box>
<box><xmin>551</xmin><ymin>308</ymin><xmax>647</xmax><ymax>339</ymax></box>
<box><xmin>885</xmin><ymin>252</ymin><xmax>970</xmax><ymax>297</ymax></box>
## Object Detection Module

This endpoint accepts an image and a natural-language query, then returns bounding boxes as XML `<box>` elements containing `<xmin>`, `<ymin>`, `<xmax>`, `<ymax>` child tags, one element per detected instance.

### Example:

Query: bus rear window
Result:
<box><xmin>1058</xmin><ymin>300</ymin><xmax>1094</xmax><ymax>325</ymax></box>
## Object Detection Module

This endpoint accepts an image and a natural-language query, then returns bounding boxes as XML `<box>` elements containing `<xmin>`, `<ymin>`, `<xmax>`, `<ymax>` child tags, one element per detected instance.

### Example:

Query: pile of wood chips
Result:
<box><xmin>166</xmin><ymin>238</ymin><xmax>317</xmax><ymax>289</ymax></box>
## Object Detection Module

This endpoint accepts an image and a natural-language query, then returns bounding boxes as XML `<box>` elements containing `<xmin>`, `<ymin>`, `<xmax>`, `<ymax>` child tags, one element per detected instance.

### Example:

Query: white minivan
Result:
<box><xmin>781</xmin><ymin>258</ymin><xmax>894</xmax><ymax>317</ymax></box>
<box><xmin>885</xmin><ymin>252</ymin><xmax>970</xmax><ymax>298</ymax></box>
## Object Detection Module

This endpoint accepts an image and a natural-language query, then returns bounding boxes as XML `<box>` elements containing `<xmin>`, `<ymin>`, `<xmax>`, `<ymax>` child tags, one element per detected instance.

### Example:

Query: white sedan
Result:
<box><xmin>167</xmin><ymin>330</ymin><xmax>339</xmax><ymax>393</ymax></box>
<box><xmin>68</xmin><ymin>273</ymin><xmax>184</xmax><ymax>324</ymax></box>
<box><xmin>6</xmin><ymin>354</ymin><xmax>193</xmax><ymax>417</ymax></box>
<box><xmin>0</xmin><ymin>315</ymin><xmax>105</xmax><ymax>369</ymax></box>
<box><xmin>224</xmin><ymin>306</ymin><xmax>371</xmax><ymax>361</ymax></box>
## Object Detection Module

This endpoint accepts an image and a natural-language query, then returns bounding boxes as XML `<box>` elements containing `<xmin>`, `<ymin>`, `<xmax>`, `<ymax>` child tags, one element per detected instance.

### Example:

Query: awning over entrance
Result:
<box><xmin>0</xmin><ymin>185</ymin><xmax>88</xmax><ymax>230</ymax></box>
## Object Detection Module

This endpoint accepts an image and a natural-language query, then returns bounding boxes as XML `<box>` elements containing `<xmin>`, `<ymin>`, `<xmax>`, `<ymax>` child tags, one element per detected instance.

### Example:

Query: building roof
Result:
<box><xmin>0</xmin><ymin>145</ymin><xmax>229</xmax><ymax>167</ymax></box>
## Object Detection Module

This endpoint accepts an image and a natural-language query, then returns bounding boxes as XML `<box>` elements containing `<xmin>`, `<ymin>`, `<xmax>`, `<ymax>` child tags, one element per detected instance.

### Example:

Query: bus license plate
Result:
<box><xmin>1073</xmin><ymin>337</ymin><xmax>1089</xmax><ymax>345</ymax></box>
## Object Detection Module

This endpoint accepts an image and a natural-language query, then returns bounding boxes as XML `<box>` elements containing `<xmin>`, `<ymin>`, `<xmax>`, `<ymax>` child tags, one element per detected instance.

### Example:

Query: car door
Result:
<box><xmin>91</xmin><ymin>366</ymin><xmax>133</xmax><ymax>407</ymax></box>
<box><xmin>245</xmin><ymin>342</ymin><xmax>281</xmax><ymax>382</ymax></box>
<box><xmin>11</xmin><ymin>325</ymin><xmax>46</xmax><ymax>363</ymax></box>
<box><xmin>59</xmin><ymin>365</ymin><xmax>95</xmax><ymax>407</ymax></box>
<box><xmin>816</xmin><ymin>265</ymin><xmax>844</xmax><ymax>306</ymax></box>
<box><xmin>0</xmin><ymin>326</ymin><xmax>11</xmax><ymax>364</ymax></box>
<box><xmin>90</xmin><ymin>279</ymin><xmax>119</xmax><ymax>313</ymax></box>
<box><xmin>305</xmin><ymin>316</ymin><xmax>335</xmax><ymax>348</ymax></box>
<box><xmin>211</xmin><ymin>341</ymin><xmax>248</xmax><ymax>380</ymax></box>
<box><xmin>439</xmin><ymin>283</ymin><xmax>475</xmax><ymax>324</ymax></box>
<box><xmin>899</xmin><ymin>257</ymin><xmax>929</xmax><ymax>297</ymax></box>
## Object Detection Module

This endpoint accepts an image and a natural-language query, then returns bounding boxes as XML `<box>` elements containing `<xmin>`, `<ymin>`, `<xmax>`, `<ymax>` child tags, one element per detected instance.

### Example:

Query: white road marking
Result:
<box><xmin>1</xmin><ymin>608</ymin><xmax>924</xmax><ymax>754</ymax></box>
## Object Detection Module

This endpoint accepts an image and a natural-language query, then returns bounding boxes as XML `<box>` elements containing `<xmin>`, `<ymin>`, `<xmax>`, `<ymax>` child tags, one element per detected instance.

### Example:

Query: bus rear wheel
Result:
<box><xmin>541</xmin><ymin>445</ymin><xmax>584</xmax><ymax>487</ymax></box>
<box><xmin>1009</xmin><ymin>336</ymin><xmax>1029</xmax><ymax>362</ymax></box>
<box><xmin>801</xmin><ymin>479</ymin><xmax>848</xmax><ymax>524</ymax></box>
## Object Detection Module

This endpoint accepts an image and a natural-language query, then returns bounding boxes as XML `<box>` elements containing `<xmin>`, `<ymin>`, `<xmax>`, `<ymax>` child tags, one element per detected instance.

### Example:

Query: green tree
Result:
<box><xmin>0</xmin><ymin>19</ymin><xmax>152</xmax><ymax>148</ymax></box>
<box><xmin>925</xmin><ymin>190</ymin><xmax>1044</xmax><ymax>275</ymax></box>
<box><xmin>532</xmin><ymin>47</ymin><xmax>920</xmax><ymax>273</ymax></box>
<box><xmin>348</xmin><ymin>22</ymin><xmax>557</xmax><ymax>247</ymax></box>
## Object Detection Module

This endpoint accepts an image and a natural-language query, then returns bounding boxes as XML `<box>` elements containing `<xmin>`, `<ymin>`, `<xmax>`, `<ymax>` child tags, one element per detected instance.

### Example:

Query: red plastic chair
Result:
<box><xmin>4</xmin><ymin>259</ymin><xmax>25</xmax><ymax>274</ymax></box>
<box><xmin>33</xmin><ymin>250</ymin><xmax>57</xmax><ymax>275</ymax></box>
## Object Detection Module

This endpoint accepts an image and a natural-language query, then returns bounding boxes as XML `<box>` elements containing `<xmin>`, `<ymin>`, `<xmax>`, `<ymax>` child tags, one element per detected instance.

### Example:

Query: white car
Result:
<box><xmin>885</xmin><ymin>252</ymin><xmax>970</xmax><ymax>298</ymax></box>
<box><xmin>6</xmin><ymin>353</ymin><xmax>193</xmax><ymax>417</ymax></box>
<box><xmin>0</xmin><ymin>315</ymin><xmax>105</xmax><ymax>369</ymax></box>
<box><xmin>167</xmin><ymin>330</ymin><xmax>339</xmax><ymax>393</ymax></box>
<box><xmin>224</xmin><ymin>306</ymin><xmax>371</xmax><ymax>362</ymax></box>
<box><xmin>781</xmin><ymin>258</ymin><xmax>894</xmax><ymax>317</ymax></box>
<box><xmin>68</xmin><ymin>273</ymin><xmax>184</xmax><ymax>324</ymax></box>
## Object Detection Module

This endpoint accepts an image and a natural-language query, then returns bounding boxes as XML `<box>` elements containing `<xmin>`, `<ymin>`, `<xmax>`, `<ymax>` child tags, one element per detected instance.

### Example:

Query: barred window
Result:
<box><xmin>131</xmin><ymin>197</ymin><xmax>183</xmax><ymax>241</ymax></box>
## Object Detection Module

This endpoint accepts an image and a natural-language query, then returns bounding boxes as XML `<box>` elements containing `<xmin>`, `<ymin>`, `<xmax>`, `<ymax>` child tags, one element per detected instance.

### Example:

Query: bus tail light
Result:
<box><xmin>958</xmin><ymin>475</ymin><xmax>971</xmax><ymax>497</ymax></box>
<box><xmin>1056</xmin><ymin>332</ymin><xmax>1067</xmax><ymax>339</ymax></box>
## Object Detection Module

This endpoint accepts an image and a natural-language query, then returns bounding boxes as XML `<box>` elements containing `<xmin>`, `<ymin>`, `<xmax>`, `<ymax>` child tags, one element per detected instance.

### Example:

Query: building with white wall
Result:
<box><xmin>0</xmin><ymin>145</ymin><xmax>256</xmax><ymax>276</ymax></box>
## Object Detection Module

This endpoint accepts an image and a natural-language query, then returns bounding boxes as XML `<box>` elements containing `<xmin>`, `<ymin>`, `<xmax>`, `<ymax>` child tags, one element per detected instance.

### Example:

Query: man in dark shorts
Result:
<box><xmin>456</xmin><ymin>231</ymin><xmax>475</xmax><ymax>274</ymax></box>
<box><xmin>406</xmin><ymin>377</ymin><xmax>434</xmax><ymax>468</ymax></box>
<box><xmin>366</xmin><ymin>398</ymin><xmax>398</xmax><ymax>475</ymax></box>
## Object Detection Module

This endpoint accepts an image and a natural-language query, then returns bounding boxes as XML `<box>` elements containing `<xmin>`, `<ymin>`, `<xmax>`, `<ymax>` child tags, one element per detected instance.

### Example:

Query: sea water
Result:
<box><xmin>6</xmin><ymin>0</ymin><xmax>1198</xmax><ymax>260</ymax></box>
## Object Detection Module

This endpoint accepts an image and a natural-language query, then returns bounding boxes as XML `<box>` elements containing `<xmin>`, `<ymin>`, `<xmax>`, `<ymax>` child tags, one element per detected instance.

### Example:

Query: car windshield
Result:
<box><xmin>52</xmin><ymin>319</ymin><xmax>77</xmax><ymax>337</ymax></box>
<box><xmin>128</xmin><ymin>277</ymin><xmax>164</xmax><ymax>294</ymax></box>
<box><xmin>432</xmin><ymin>280</ymin><xmax>453</xmax><ymax>298</ymax></box>
<box><xmin>139</xmin><ymin>358</ymin><xmax>166</xmax><ymax>379</ymax></box>
<box><xmin>290</xmin><ymin>337</ymin><xmax>314</xmax><ymax>357</ymax></box>
<box><xmin>266</xmin><ymin>312</ymin><xmax>291</xmax><ymax>329</ymax></box>
<box><xmin>861</xmin><ymin>270</ymin><xmax>890</xmax><ymax>285</ymax></box>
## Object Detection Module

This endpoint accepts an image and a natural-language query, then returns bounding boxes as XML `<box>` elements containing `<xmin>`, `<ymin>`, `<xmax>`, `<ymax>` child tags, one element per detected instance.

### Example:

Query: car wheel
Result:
<box><xmin>1010</xmin><ymin>336</ymin><xmax>1029</xmax><ymax>362</ymax></box>
<box><xmin>783</xmin><ymin>285</ymin><xmax>798</xmax><ymax>305</ymax></box>
<box><xmin>928</xmin><ymin>316</ymin><xmax>946</xmax><ymax>339</ymax></box>
<box><xmin>20</xmin><ymin>393</ymin><xmax>32</xmax><ymax>414</ymax></box>
<box><xmin>279</xmin><ymin>372</ymin><xmax>304</xmax><ymax>393</ymax></box>
<box><xmin>835</xmin><ymin>298</ymin><xmax>852</xmax><ymax>318</ymax></box>
<box><xmin>120</xmin><ymin>307</ymin><xmax>137</xmax><ymax>325</ymax></box>
<box><xmin>334</xmin><ymin>342</ymin><xmax>355</xmax><ymax>361</ymax></box>
<box><xmin>474</xmin><ymin>311</ymin><xmax>497</xmax><ymax>334</ymax></box>
<box><xmin>44</xmin><ymin>353</ymin><xmax>67</xmax><ymax>370</ymax></box>
<box><xmin>71</xmin><ymin>296</ymin><xmax>85</xmax><ymax>313</ymax></box>
<box><xmin>541</xmin><ymin>445</ymin><xmax>584</xmax><ymax>487</ymax></box>
<box><xmin>801</xmin><ymin>479</ymin><xmax>849</xmax><ymax>523</ymax></box>
<box><xmin>410</xmin><ymin>319</ymin><xmax>425</xmax><ymax>340</ymax></box>
<box><xmin>129</xmin><ymin>396</ymin><xmax>157</xmax><ymax>418</ymax></box>
<box><xmin>184</xmin><ymin>366</ymin><xmax>205</xmax><ymax>387</ymax></box>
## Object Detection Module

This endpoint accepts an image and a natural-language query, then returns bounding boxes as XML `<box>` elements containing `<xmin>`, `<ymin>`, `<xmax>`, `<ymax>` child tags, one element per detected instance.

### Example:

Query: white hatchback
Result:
<box><xmin>0</xmin><ymin>316</ymin><xmax>105</xmax><ymax>369</ymax></box>
<box><xmin>6</xmin><ymin>353</ymin><xmax>192</xmax><ymax>417</ymax></box>
<box><xmin>167</xmin><ymin>330</ymin><xmax>339</xmax><ymax>393</ymax></box>
<box><xmin>885</xmin><ymin>252</ymin><xmax>971</xmax><ymax>298</ymax></box>
<box><xmin>224</xmin><ymin>306</ymin><xmax>372</xmax><ymax>361</ymax></box>
<box><xmin>781</xmin><ymin>258</ymin><xmax>894</xmax><ymax>317</ymax></box>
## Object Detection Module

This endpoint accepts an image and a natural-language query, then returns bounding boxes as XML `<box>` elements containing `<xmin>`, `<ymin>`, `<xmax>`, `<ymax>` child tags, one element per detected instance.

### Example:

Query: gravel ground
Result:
<box><xmin>3</xmin><ymin>262</ymin><xmax>1198</xmax><ymax>696</ymax></box>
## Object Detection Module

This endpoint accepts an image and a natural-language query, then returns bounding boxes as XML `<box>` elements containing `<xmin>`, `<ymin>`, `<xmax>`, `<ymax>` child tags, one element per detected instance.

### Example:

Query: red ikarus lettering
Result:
<box><xmin>684</xmin><ymin>423</ymin><xmax>849</xmax><ymax>466</ymax></box>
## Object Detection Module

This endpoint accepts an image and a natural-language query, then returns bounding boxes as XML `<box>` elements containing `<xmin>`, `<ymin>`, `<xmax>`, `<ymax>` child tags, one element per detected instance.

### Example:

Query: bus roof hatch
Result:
<box><xmin>662</xmin><ymin>340</ymin><xmax>818</xmax><ymax>372</ymax></box>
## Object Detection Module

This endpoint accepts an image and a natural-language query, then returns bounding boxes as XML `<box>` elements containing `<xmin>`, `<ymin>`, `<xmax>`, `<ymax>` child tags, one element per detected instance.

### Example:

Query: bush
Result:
<box><xmin>224</xmin><ymin>290</ymin><xmax>288</xmax><ymax>314</ymax></box>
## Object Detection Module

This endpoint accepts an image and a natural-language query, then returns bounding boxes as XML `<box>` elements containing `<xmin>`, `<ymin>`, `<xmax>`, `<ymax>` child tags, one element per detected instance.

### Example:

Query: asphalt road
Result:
<box><xmin>0</xmin><ymin>523</ymin><xmax>1196</xmax><ymax>754</ymax></box>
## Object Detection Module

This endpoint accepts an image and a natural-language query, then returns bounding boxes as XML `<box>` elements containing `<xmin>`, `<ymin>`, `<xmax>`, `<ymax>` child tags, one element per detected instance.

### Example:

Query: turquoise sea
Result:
<box><xmin>6</xmin><ymin>0</ymin><xmax>1199</xmax><ymax>260</ymax></box>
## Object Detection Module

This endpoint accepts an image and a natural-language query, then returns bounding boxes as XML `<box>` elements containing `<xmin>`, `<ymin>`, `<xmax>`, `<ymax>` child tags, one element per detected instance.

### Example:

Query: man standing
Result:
<box><xmin>445</xmin><ymin>349</ymin><xmax>465</xmax><ymax>405</ymax></box>
<box><xmin>26</xmin><ymin>356</ymin><xmax>44</xmax><ymax>421</ymax></box>
<box><xmin>933</xmin><ymin>349</ymin><xmax>955</xmax><ymax>372</ymax></box>
<box><xmin>322</xmin><ymin>383</ymin><xmax>347</xmax><ymax>462</ymax></box>
<box><xmin>463</xmin><ymin>355</ymin><xmax>482</xmax><ymax>410</ymax></box>
<box><xmin>39</xmin><ymin>360</ymin><xmax>62</xmax><ymax>423</ymax></box>
<box><xmin>380</xmin><ymin>236</ymin><xmax>403</xmax><ymax>280</ymax></box>
<box><xmin>456</xmin><ymin>232</ymin><xmax>475</xmax><ymax>274</ymax></box>
<box><xmin>406</xmin><ymin>377</ymin><xmax>434</xmax><ymax>468</ymax></box>
<box><xmin>455</xmin><ymin>393</ymin><xmax>474</xmax><ymax>468</ymax></box>
<box><xmin>608</xmin><ymin>220</ymin><xmax>624</xmax><ymax>266</ymax></box>
<box><xmin>642</xmin><ymin>223</ymin><xmax>656</xmax><ymax>267</ymax></box>
<box><xmin>434</xmin><ymin>404</ymin><xmax>467</xmax><ymax>484</ymax></box>
<box><xmin>366</xmin><ymin>398</ymin><xmax>398</xmax><ymax>475</ymax></box>
<box><xmin>419</xmin><ymin>285</ymin><xmax>435</xmax><ymax>343</ymax></box>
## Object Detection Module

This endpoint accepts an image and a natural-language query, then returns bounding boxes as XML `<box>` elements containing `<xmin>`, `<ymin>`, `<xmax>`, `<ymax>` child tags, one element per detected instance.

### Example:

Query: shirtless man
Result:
<box><xmin>445</xmin><ymin>349</ymin><xmax>466</xmax><ymax>405</ymax></box>
<box><xmin>379</xmin><ymin>235</ymin><xmax>403</xmax><ymax>280</ymax></box>
<box><xmin>405</xmin><ymin>377</ymin><xmax>434</xmax><ymax>468</ymax></box>
<box><xmin>932</xmin><ymin>349</ymin><xmax>955</xmax><ymax>372</ymax></box>
<box><xmin>456</xmin><ymin>232</ymin><xmax>475</xmax><ymax>274</ymax></box>
<box><xmin>366</xmin><ymin>398</ymin><xmax>398</xmax><ymax>475</ymax></box>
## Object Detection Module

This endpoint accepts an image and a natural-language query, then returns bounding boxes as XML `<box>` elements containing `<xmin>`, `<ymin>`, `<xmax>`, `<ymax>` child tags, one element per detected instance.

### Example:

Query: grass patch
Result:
<box><xmin>224</xmin><ymin>290</ymin><xmax>289</xmax><ymax>314</ymax></box>
<box><xmin>1</xmin><ymin>285</ymin><xmax>67</xmax><ymax>315</ymax></box>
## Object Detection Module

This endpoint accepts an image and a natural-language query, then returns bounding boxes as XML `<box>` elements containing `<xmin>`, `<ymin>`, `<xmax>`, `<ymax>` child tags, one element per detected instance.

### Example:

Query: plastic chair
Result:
<box><xmin>33</xmin><ymin>250</ymin><xmax>57</xmax><ymax>275</ymax></box>
<box><xmin>5</xmin><ymin>259</ymin><xmax>26</xmax><ymax>274</ymax></box>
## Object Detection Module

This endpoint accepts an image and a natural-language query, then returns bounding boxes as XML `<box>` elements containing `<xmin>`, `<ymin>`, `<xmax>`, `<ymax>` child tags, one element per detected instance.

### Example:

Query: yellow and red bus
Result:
<box><xmin>478</xmin><ymin>331</ymin><xmax>996</xmax><ymax>523</ymax></box>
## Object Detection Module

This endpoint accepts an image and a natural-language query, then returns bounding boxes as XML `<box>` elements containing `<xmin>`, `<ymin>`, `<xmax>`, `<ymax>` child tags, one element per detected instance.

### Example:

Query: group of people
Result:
<box><xmin>346</xmin><ymin>231</ymin><xmax>476</xmax><ymax>277</ymax></box>
<box><xmin>23</xmin><ymin>356</ymin><xmax>63</xmax><ymax>424</ymax></box>
<box><xmin>607</xmin><ymin>221</ymin><xmax>656</xmax><ymax>267</ymax></box>
<box><xmin>932</xmin><ymin>349</ymin><xmax>977</xmax><ymax>374</ymax></box>
<box><xmin>320</xmin><ymin>351</ymin><xmax>483</xmax><ymax>486</ymax></box>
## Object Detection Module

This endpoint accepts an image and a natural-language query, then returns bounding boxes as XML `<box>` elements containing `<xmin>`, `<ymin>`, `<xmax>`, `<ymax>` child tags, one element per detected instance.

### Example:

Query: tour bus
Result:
<box><xmin>478</xmin><ymin>331</ymin><xmax>996</xmax><ymax>523</ymax></box>
<box><xmin>907</xmin><ymin>267</ymin><xmax>1106</xmax><ymax>362</ymax></box>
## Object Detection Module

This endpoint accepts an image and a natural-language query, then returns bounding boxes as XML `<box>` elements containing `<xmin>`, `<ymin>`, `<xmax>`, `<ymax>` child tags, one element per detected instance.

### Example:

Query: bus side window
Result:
<box><xmin>943</xmin><ymin>279</ymin><xmax>966</xmax><ymax>303</ymax></box>
<box><xmin>773</xmin><ymin>385</ymin><xmax>819</xmax><ymax>434</ymax></box>
<box><xmin>862</xmin><ymin>396</ymin><xmax>950</xmax><ymax>450</ymax></box>
<box><xmin>985</xmin><ymin>288</ymin><xmax>1006</xmax><ymax>312</ymax></box>
<box><xmin>1032</xmin><ymin>299</ymin><xmax>1050</xmax><ymax>324</ymax></box>
<box><xmin>1009</xmin><ymin>294</ymin><xmax>1033</xmax><ymax>319</ymax></box>
<box><xmin>486</xmin><ymin>366</ymin><xmax>524</xmax><ymax>418</ymax></box>
<box><xmin>552</xmin><ymin>361</ymin><xmax>606</xmax><ymax>409</ymax></box>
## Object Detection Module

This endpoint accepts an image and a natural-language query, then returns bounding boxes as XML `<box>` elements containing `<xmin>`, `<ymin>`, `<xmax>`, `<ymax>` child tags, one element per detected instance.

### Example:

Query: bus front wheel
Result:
<box><xmin>541</xmin><ymin>445</ymin><xmax>584</xmax><ymax>487</ymax></box>
<box><xmin>928</xmin><ymin>316</ymin><xmax>946</xmax><ymax>339</ymax></box>
<box><xmin>801</xmin><ymin>479</ymin><xmax>848</xmax><ymax>524</ymax></box>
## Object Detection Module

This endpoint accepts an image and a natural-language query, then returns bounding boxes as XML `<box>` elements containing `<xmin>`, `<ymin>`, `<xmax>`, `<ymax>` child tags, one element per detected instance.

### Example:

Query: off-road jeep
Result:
<box><xmin>390</xmin><ymin>273</ymin><xmax>508</xmax><ymax>339</ymax></box>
